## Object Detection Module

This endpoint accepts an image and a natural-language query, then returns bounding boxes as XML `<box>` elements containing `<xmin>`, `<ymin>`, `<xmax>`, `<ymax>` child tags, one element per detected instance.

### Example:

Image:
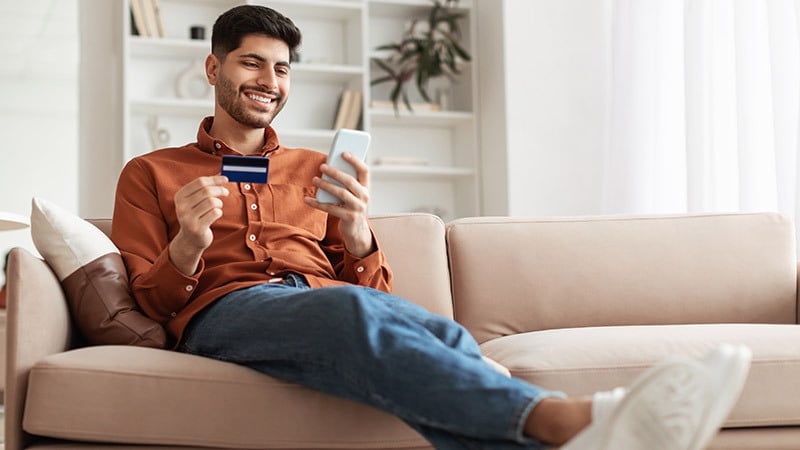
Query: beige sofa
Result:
<box><xmin>6</xmin><ymin>212</ymin><xmax>800</xmax><ymax>450</ymax></box>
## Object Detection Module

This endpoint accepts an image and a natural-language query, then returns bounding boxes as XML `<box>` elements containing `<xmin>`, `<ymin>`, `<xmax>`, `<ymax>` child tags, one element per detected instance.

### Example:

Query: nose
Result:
<box><xmin>257</xmin><ymin>69</ymin><xmax>278</xmax><ymax>91</ymax></box>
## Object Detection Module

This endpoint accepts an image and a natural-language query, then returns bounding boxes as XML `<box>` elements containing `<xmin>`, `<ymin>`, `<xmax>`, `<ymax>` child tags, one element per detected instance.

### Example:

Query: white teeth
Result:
<box><xmin>248</xmin><ymin>94</ymin><xmax>272</xmax><ymax>103</ymax></box>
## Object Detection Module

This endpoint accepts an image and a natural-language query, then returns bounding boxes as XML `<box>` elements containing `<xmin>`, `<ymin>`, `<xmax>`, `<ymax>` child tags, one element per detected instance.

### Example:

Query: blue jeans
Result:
<box><xmin>177</xmin><ymin>276</ymin><xmax>562</xmax><ymax>449</ymax></box>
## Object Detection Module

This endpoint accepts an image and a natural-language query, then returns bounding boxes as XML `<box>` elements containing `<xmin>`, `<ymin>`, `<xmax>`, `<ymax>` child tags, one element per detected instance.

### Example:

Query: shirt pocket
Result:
<box><xmin>270</xmin><ymin>184</ymin><xmax>327</xmax><ymax>239</ymax></box>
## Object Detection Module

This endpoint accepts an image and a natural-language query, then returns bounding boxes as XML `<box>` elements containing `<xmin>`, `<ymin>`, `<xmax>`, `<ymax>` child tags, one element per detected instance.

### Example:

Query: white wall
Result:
<box><xmin>0</xmin><ymin>1</ymin><xmax>79</xmax><ymax>284</ymax></box>
<box><xmin>478</xmin><ymin>0</ymin><xmax>610</xmax><ymax>217</ymax></box>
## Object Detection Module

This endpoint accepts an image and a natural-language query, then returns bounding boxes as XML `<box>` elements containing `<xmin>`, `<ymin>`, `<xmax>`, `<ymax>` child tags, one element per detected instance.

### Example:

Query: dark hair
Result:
<box><xmin>212</xmin><ymin>5</ymin><xmax>302</xmax><ymax>62</ymax></box>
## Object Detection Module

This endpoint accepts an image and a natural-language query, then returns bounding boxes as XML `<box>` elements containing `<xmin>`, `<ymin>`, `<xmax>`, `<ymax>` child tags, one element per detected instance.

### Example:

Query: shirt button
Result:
<box><xmin>244</xmin><ymin>184</ymin><xmax>251</xmax><ymax>190</ymax></box>
<box><xmin>185</xmin><ymin>285</ymin><xmax>193</xmax><ymax>292</ymax></box>
<box><xmin>249</xmin><ymin>234</ymin><xmax>257</xmax><ymax>241</ymax></box>
<box><xmin>214</xmin><ymin>142</ymin><xmax>221</xmax><ymax>149</ymax></box>
<box><xmin>250</xmin><ymin>203</ymin><xmax>258</xmax><ymax>210</ymax></box>
<box><xmin>170</xmin><ymin>312</ymin><xmax>177</xmax><ymax>318</ymax></box>
<box><xmin>356</xmin><ymin>266</ymin><xmax>365</xmax><ymax>273</ymax></box>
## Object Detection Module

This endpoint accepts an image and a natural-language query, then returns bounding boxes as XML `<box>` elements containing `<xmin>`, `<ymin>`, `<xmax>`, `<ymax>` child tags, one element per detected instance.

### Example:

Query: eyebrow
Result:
<box><xmin>239</xmin><ymin>53</ymin><xmax>291</xmax><ymax>67</ymax></box>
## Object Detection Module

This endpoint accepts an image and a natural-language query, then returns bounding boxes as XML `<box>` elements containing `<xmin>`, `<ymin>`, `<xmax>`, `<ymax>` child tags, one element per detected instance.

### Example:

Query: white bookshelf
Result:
<box><xmin>83</xmin><ymin>0</ymin><xmax>479</xmax><ymax>220</ymax></box>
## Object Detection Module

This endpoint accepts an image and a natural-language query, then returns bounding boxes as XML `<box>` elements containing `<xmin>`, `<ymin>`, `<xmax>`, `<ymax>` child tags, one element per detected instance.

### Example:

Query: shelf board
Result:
<box><xmin>371</xmin><ymin>165</ymin><xmax>475</xmax><ymax>179</ymax></box>
<box><xmin>292</xmin><ymin>63</ymin><xmax>364</xmax><ymax>82</ymax></box>
<box><xmin>369</xmin><ymin>108</ymin><xmax>474</xmax><ymax>126</ymax></box>
<box><xmin>129</xmin><ymin>36</ymin><xmax>210</xmax><ymax>59</ymax></box>
<box><xmin>129</xmin><ymin>38</ymin><xmax>363</xmax><ymax>83</ymax></box>
<box><xmin>266</xmin><ymin>0</ymin><xmax>364</xmax><ymax>20</ymax></box>
<box><xmin>369</xmin><ymin>0</ymin><xmax>473</xmax><ymax>17</ymax></box>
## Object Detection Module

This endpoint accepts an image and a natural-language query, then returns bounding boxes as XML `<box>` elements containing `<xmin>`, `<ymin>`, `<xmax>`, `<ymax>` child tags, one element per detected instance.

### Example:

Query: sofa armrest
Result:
<box><xmin>6</xmin><ymin>247</ymin><xmax>76</xmax><ymax>450</ymax></box>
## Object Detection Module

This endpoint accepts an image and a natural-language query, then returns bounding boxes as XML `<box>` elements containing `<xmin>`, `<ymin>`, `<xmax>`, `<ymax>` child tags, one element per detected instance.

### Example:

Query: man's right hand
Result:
<box><xmin>169</xmin><ymin>176</ymin><xmax>229</xmax><ymax>276</ymax></box>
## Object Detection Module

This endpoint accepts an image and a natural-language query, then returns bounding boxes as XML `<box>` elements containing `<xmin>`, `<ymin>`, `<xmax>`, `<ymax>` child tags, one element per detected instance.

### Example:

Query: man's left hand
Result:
<box><xmin>304</xmin><ymin>152</ymin><xmax>374</xmax><ymax>258</ymax></box>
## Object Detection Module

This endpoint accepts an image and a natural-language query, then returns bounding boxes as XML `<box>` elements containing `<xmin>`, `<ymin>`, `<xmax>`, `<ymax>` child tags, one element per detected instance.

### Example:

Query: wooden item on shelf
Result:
<box><xmin>333</xmin><ymin>90</ymin><xmax>353</xmax><ymax>130</ymax></box>
<box><xmin>140</xmin><ymin>0</ymin><xmax>164</xmax><ymax>38</ymax></box>
<box><xmin>129</xmin><ymin>0</ymin><xmax>150</xmax><ymax>37</ymax></box>
<box><xmin>333</xmin><ymin>90</ymin><xmax>363</xmax><ymax>130</ymax></box>
<box><xmin>150</xmin><ymin>0</ymin><xmax>166</xmax><ymax>38</ymax></box>
<box><xmin>344</xmin><ymin>90</ymin><xmax>362</xmax><ymax>129</ymax></box>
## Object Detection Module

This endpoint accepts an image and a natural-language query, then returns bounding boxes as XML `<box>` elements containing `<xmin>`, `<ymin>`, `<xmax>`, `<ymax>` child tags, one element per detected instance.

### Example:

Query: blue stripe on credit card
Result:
<box><xmin>221</xmin><ymin>155</ymin><xmax>269</xmax><ymax>183</ymax></box>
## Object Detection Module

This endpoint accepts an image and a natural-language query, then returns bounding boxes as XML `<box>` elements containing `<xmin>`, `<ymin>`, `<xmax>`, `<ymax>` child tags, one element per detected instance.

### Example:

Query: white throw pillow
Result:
<box><xmin>30</xmin><ymin>197</ymin><xmax>167</xmax><ymax>348</ymax></box>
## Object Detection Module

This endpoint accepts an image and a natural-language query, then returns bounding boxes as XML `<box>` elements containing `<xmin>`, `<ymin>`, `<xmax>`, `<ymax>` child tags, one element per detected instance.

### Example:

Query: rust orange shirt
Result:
<box><xmin>112</xmin><ymin>117</ymin><xmax>392</xmax><ymax>343</ymax></box>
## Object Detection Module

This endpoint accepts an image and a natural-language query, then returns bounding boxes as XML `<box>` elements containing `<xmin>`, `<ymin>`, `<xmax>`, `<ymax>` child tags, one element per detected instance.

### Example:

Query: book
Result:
<box><xmin>130</xmin><ymin>0</ymin><xmax>149</xmax><ymax>37</ymax></box>
<box><xmin>332</xmin><ymin>90</ymin><xmax>353</xmax><ymax>130</ymax></box>
<box><xmin>149</xmin><ymin>0</ymin><xmax>166</xmax><ymax>38</ymax></box>
<box><xmin>343</xmin><ymin>90</ymin><xmax>362</xmax><ymax>129</ymax></box>
<box><xmin>140</xmin><ymin>0</ymin><xmax>163</xmax><ymax>38</ymax></box>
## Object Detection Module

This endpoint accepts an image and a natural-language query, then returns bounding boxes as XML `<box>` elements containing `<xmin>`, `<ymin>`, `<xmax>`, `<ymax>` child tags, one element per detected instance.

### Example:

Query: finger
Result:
<box><xmin>313</xmin><ymin>176</ymin><xmax>368</xmax><ymax>207</ymax></box>
<box><xmin>195</xmin><ymin>200</ymin><xmax>224</xmax><ymax>228</ymax></box>
<box><xmin>341</xmin><ymin>152</ymin><xmax>370</xmax><ymax>187</ymax></box>
<box><xmin>192</xmin><ymin>196</ymin><xmax>225</xmax><ymax>219</ymax></box>
<box><xmin>319</xmin><ymin>164</ymin><xmax>368</xmax><ymax>199</ymax></box>
<box><xmin>310</xmin><ymin>178</ymin><xmax>369</xmax><ymax>219</ymax></box>
<box><xmin>176</xmin><ymin>176</ymin><xmax>228</xmax><ymax>199</ymax></box>
<box><xmin>179</xmin><ymin>180</ymin><xmax>230</xmax><ymax>206</ymax></box>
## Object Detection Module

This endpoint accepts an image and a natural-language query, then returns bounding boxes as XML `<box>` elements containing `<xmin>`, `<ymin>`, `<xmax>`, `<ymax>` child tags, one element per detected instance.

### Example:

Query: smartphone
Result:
<box><xmin>316</xmin><ymin>129</ymin><xmax>370</xmax><ymax>204</ymax></box>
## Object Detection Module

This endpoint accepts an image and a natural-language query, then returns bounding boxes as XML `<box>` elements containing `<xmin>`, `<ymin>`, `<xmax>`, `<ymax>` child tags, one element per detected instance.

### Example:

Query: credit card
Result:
<box><xmin>221</xmin><ymin>155</ymin><xmax>269</xmax><ymax>183</ymax></box>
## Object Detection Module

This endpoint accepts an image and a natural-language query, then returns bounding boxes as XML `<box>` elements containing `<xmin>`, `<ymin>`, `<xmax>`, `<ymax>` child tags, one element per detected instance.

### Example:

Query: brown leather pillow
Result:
<box><xmin>30</xmin><ymin>197</ymin><xmax>167</xmax><ymax>348</ymax></box>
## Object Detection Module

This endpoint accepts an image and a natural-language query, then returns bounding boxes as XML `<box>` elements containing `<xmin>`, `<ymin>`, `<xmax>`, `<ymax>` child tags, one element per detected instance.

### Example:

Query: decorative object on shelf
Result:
<box><xmin>190</xmin><ymin>25</ymin><xmax>205</xmax><ymax>40</ymax></box>
<box><xmin>0</xmin><ymin>212</ymin><xmax>29</xmax><ymax>232</ymax></box>
<box><xmin>332</xmin><ymin>90</ymin><xmax>363</xmax><ymax>130</ymax></box>
<box><xmin>129</xmin><ymin>0</ymin><xmax>147</xmax><ymax>36</ymax></box>
<box><xmin>371</xmin><ymin>0</ymin><xmax>471</xmax><ymax>112</ymax></box>
<box><xmin>147</xmin><ymin>116</ymin><xmax>170</xmax><ymax>149</ymax></box>
<box><xmin>175</xmin><ymin>60</ymin><xmax>211</xmax><ymax>99</ymax></box>
<box><xmin>130</xmin><ymin>0</ymin><xmax>164</xmax><ymax>38</ymax></box>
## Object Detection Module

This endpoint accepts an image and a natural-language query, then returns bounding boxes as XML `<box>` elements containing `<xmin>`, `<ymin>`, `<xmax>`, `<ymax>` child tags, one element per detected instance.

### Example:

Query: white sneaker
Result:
<box><xmin>561</xmin><ymin>344</ymin><xmax>751</xmax><ymax>450</ymax></box>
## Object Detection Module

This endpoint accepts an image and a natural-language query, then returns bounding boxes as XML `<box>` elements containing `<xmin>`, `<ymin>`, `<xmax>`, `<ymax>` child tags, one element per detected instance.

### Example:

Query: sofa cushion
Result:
<box><xmin>447</xmin><ymin>213</ymin><xmax>797</xmax><ymax>343</ymax></box>
<box><xmin>29</xmin><ymin>197</ymin><xmax>167</xmax><ymax>348</ymax></box>
<box><xmin>480</xmin><ymin>323</ymin><xmax>800</xmax><ymax>428</ymax></box>
<box><xmin>369</xmin><ymin>214</ymin><xmax>454</xmax><ymax>319</ymax></box>
<box><xmin>23</xmin><ymin>346</ymin><xmax>429</xmax><ymax>449</ymax></box>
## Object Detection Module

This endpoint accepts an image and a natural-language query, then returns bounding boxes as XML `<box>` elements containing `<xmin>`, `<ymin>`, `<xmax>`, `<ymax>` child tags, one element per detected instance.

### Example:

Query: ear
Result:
<box><xmin>205</xmin><ymin>54</ymin><xmax>220</xmax><ymax>85</ymax></box>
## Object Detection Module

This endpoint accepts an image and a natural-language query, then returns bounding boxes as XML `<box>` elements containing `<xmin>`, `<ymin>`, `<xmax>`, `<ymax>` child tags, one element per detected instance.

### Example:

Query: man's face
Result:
<box><xmin>208</xmin><ymin>34</ymin><xmax>291</xmax><ymax>128</ymax></box>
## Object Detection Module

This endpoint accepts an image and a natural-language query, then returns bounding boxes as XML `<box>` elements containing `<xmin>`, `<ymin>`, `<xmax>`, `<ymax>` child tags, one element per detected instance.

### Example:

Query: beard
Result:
<box><xmin>215</xmin><ymin>71</ymin><xmax>286</xmax><ymax>129</ymax></box>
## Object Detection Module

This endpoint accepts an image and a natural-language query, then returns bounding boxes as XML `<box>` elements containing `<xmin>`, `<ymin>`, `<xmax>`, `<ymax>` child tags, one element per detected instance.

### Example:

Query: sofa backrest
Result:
<box><xmin>89</xmin><ymin>214</ymin><xmax>455</xmax><ymax>319</ymax></box>
<box><xmin>447</xmin><ymin>213</ymin><xmax>798</xmax><ymax>344</ymax></box>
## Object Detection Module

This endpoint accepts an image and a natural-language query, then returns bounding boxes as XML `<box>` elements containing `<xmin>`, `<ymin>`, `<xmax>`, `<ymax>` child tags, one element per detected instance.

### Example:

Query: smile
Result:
<box><xmin>247</xmin><ymin>93</ymin><xmax>273</xmax><ymax>104</ymax></box>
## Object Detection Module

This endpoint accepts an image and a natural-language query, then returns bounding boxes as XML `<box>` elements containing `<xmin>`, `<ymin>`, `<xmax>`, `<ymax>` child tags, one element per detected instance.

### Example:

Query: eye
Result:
<box><xmin>276</xmin><ymin>66</ymin><xmax>290</xmax><ymax>76</ymax></box>
<box><xmin>242</xmin><ymin>60</ymin><xmax>259</xmax><ymax>68</ymax></box>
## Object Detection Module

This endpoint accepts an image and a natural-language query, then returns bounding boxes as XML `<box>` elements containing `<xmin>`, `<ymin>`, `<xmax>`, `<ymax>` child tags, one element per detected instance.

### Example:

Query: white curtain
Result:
<box><xmin>602</xmin><ymin>0</ymin><xmax>800</xmax><ymax>228</ymax></box>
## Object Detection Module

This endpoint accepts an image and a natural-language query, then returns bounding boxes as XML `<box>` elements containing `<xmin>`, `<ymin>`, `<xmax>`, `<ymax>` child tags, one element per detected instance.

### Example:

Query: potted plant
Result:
<box><xmin>371</xmin><ymin>0</ymin><xmax>472</xmax><ymax>112</ymax></box>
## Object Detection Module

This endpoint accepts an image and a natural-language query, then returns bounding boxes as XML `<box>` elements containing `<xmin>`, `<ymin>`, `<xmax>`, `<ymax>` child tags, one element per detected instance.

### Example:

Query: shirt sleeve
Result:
<box><xmin>321</xmin><ymin>214</ymin><xmax>393</xmax><ymax>293</ymax></box>
<box><xmin>111</xmin><ymin>159</ymin><xmax>202</xmax><ymax>324</ymax></box>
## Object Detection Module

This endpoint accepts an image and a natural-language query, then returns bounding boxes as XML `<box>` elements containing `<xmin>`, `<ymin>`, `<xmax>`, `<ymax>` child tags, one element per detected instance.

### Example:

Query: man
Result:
<box><xmin>112</xmin><ymin>5</ymin><xmax>751</xmax><ymax>449</ymax></box>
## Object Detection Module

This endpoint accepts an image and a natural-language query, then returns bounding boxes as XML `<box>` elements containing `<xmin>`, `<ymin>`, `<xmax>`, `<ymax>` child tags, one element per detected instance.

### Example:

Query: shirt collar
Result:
<box><xmin>196</xmin><ymin>116</ymin><xmax>282</xmax><ymax>157</ymax></box>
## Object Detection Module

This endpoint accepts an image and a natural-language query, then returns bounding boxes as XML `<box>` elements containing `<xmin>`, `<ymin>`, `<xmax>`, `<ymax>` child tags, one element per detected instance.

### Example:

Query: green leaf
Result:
<box><xmin>371</xmin><ymin>75</ymin><xmax>394</xmax><ymax>86</ymax></box>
